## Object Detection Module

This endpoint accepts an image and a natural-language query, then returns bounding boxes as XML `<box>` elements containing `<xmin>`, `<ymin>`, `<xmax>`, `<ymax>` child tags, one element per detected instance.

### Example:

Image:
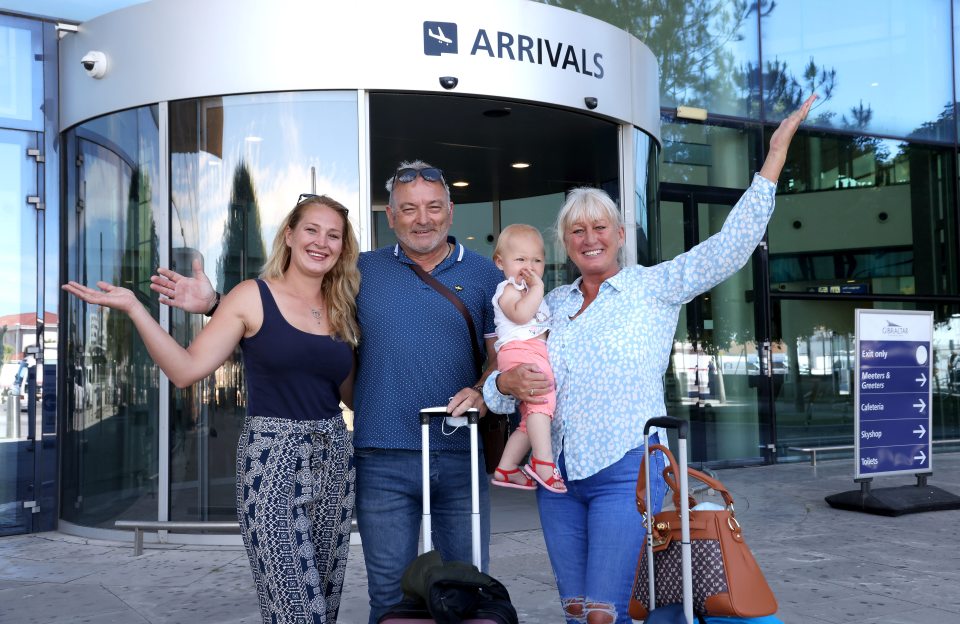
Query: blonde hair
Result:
<box><xmin>493</xmin><ymin>223</ymin><xmax>545</xmax><ymax>262</ymax></box>
<box><xmin>261</xmin><ymin>195</ymin><xmax>361</xmax><ymax>346</ymax></box>
<box><xmin>554</xmin><ymin>187</ymin><xmax>624</xmax><ymax>266</ymax></box>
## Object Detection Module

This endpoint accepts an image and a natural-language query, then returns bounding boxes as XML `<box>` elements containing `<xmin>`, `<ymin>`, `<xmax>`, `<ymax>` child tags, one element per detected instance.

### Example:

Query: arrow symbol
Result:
<box><xmin>913</xmin><ymin>424</ymin><xmax>926</xmax><ymax>439</ymax></box>
<box><xmin>915</xmin><ymin>373</ymin><xmax>927</xmax><ymax>387</ymax></box>
<box><xmin>913</xmin><ymin>398</ymin><xmax>927</xmax><ymax>413</ymax></box>
<box><xmin>914</xmin><ymin>449</ymin><xmax>927</xmax><ymax>463</ymax></box>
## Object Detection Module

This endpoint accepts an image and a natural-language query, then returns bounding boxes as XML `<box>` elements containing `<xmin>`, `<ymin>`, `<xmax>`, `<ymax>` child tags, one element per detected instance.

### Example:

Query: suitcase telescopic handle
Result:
<box><xmin>644</xmin><ymin>415</ymin><xmax>687</xmax><ymax>440</ymax></box>
<box><xmin>419</xmin><ymin>408</ymin><xmax>480</xmax><ymax>425</ymax></box>
<box><xmin>417</xmin><ymin>407</ymin><xmax>482</xmax><ymax>569</ymax></box>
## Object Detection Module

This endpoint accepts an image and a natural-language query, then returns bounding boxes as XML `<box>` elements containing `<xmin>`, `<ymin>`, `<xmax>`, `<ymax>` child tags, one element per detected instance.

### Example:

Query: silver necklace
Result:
<box><xmin>310</xmin><ymin>307</ymin><xmax>323</xmax><ymax>324</ymax></box>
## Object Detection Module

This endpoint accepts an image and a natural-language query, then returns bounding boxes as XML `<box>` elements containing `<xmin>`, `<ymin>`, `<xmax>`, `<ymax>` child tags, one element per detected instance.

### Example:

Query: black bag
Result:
<box><xmin>378</xmin><ymin>410</ymin><xmax>518</xmax><ymax>624</ymax></box>
<box><xmin>393</xmin><ymin>549</ymin><xmax>517</xmax><ymax>624</ymax></box>
<box><xmin>479</xmin><ymin>413</ymin><xmax>509</xmax><ymax>474</ymax></box>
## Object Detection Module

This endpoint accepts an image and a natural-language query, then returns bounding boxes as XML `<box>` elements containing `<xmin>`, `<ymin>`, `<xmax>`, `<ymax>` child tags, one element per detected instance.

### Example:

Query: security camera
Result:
<box><xmin>80</xmin><ymin>51</ymin><xmax>107</xmax><ymax>79</ymax></box>
<box><xmin>584</xmin><ymin>97</ymin><xmax>598</xmax><ymax>110</ymax></box>
<box><xmin>439</xmin><ymin>76</ymin><xmax>458</xmax><ymax>90</ymax></box>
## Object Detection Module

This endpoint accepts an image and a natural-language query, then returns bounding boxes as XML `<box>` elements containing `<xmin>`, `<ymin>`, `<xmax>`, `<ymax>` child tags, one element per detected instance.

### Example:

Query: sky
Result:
<box><xmin>0</xmin><ymin>0</ymin><xmax>145</xmax><ymax>22</ymax></box>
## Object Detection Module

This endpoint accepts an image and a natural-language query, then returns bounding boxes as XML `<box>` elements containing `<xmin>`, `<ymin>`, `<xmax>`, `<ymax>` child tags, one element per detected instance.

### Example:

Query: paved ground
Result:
<box><xmin>2</xmin><ymin>453</ymin><xmax>960</xmax><ymax>623</ymax></box>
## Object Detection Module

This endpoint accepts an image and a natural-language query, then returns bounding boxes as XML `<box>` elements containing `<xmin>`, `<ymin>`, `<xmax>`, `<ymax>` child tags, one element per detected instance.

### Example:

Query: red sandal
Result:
<box><xmin>524</xmin><ymin>456</ymin><xmax>567</xmax><ymax>494</ymax></box>
<box><xmin>491</xmin><ymin>466</ymin><xmax>536</xmax><ymax>490</ymax></box>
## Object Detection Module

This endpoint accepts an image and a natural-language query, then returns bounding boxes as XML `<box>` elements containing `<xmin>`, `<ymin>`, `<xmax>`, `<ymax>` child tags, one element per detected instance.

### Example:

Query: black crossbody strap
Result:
<box><xmin>408</xmin><ymin>263</ymin><xmax>484</xmax><ymax>375</ymax></box>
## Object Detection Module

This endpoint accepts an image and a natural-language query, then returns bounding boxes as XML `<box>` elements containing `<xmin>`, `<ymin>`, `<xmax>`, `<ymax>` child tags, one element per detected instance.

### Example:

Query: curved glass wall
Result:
<box><xmin>168</xmin><ymin>91</ymin><xmax>359</xmax><ymax>521</ymax></box>
<box><xmin>62</xmin><ymin>106</ymin><xmax>161</xmax><ymax>527</ymax></box>
<box><xmin>58</xmin><ymin>89</ymin><xmax>655</xmax><ymax>528</ymax></box>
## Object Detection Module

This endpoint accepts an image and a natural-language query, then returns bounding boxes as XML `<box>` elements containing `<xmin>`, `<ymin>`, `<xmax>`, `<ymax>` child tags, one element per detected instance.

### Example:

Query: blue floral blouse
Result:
<box><xmin>484</xmin><ymin>173</ymin><xmax>777</xmax><ymax>480</ymax></box>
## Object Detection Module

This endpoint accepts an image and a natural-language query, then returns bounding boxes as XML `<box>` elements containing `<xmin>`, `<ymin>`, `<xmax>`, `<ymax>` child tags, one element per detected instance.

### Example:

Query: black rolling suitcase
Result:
<box><xmin>378</xmin><ymin>408</ymin><xmax>518</xmax><ymax>624</ymax></box>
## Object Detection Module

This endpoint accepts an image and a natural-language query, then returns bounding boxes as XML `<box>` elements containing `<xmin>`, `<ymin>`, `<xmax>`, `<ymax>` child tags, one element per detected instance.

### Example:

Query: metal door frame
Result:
<box><xmin>660</xmin><ymin>182</ymin><xmax>777</xmax><ymax>465</ymax></box>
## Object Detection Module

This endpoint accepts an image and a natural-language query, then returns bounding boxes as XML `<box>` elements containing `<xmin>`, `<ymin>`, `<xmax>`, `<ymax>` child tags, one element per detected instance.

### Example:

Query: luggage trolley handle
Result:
<box><xmin>642</xmin><ymin>416</ymin><xmax>693</xmax><ymax>624</ymax></box>
<box><xmin>418</xmin><ymin>407</ymin><xmax>482</xmax><ymax>570</ymax></box>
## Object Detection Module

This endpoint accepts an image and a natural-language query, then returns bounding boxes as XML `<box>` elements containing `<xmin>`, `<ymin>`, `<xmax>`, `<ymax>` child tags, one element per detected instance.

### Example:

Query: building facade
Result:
<box><xmin>1</xmin><ymin>0</ymin><xmax>959</xmax><ymax>538</ymax></box>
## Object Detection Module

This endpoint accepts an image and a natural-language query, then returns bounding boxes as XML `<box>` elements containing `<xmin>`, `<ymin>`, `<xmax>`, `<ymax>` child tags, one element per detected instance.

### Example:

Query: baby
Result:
<box><xmin>489</xmin><ymin>224</ymin><xmax>565</xmax><ymax>494</ymax></box>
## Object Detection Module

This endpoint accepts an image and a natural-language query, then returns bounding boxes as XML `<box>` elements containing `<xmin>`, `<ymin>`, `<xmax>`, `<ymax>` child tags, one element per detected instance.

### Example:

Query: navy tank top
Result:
<box><xmin>240</xmin><ymin>279</ymin><xmax>352</xmax><ymax>421</ymax></box>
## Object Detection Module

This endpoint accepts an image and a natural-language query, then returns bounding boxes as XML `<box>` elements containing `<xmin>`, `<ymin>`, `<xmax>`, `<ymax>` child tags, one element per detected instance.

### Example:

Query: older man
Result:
<box><xmin>352</xmin><ymin>162</ymin><xmax>501</xmax><ymax>621</ymax></box>
<box><xmin>151</xmin><ymin>160</ymin><xmax>503</xmax><ymax>623</ymax></box>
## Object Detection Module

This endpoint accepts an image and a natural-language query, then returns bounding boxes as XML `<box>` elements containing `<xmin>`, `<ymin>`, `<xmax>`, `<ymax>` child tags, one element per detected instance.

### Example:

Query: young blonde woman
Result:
<box><xmin>64</xmin><ymin>194</ymin><xmax>360</xmax><ymax>624</ymax></box>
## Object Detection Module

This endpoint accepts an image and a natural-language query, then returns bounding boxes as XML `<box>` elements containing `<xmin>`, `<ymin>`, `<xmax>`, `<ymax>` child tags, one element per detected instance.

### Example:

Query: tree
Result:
<box><xmin>216</xmin><ymin>160</ymin><xmax>266</xmax><ymax>294</ymax></box>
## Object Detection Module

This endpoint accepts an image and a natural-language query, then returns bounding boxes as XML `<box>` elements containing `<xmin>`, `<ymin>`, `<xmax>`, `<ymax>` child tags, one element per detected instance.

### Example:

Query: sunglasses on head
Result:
<box><xmin>392</xmin><ymin>167</ymin><xmax>445</xmax><ymax>186</ymax></box>
<box><xmin>296</xmin><ymin>193</ymin><xmax>349</xmax><ymax>214</ymax></box>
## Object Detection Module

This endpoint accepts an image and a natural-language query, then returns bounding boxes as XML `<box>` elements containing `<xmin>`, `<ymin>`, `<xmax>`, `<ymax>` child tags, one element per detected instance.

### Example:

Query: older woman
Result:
<box><xmin>64</xmin><ymin>194</ymin><xmax>360</xmax><ymax>624</ymax></box>
<box><xmin>484</xmin><ymin>96</ymin><xmax>817</xmax><ymax>624</ymax></box>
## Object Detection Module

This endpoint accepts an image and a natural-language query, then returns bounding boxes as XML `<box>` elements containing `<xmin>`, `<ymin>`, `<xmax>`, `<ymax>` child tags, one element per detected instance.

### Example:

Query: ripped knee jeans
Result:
<box><xmin>537</xmin><ymin>437</ymin><xmax>666</xmax><ymax>624</ymax></box>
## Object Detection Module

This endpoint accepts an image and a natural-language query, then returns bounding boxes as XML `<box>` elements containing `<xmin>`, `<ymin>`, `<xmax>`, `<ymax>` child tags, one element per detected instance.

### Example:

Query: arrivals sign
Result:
<box><xmin>855</xmin><ymin>310</ymin><xmax>933</xmax><ymax>478</ymax></box>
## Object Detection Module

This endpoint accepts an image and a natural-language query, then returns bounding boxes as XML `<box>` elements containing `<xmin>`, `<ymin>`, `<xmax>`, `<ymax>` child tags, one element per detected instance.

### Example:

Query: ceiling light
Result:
<box><xmin>452</xmin><ymin>181</ymin><xmax>469</xmax><ymax>187</ymax></box>
<box><xmin>511</xmin><ymin>162</ymin><xmax>530</xmax><ymax>169</ymax></box>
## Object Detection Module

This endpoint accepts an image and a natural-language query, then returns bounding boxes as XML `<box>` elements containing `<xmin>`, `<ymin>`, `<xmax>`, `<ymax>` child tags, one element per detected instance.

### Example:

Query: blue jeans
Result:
<box><xmin>355</xmin><ymin>448</ymin><xmax>491</xmax><ymax>624</ymax></box>
<box><xmin>537</xmin><ymin>436</ymin><xmax>666</xmax><ymax>624</ymax></box>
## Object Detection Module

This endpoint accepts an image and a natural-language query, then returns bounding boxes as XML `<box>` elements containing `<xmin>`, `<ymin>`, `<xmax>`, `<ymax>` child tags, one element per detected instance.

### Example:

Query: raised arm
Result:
<box><xmin>149</xmin><ymin>257</ymin><xmax>220</xmax><ymax>314</ymax></box>
<box><xmin>62</xmin><ymin>279</ymin><xmax>251</xmax><ymax>387</ymax></box>
<box><xmin>759</xmin><ymin>94</ymin><xmax>817</xmax><ymax>183</ymax></box>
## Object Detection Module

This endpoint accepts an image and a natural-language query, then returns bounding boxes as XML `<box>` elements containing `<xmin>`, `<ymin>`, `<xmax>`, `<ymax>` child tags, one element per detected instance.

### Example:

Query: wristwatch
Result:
<box><xmin>204</xmin><ymin>292</ymin><xmax>222</xmax><ymax>317</ymax></box>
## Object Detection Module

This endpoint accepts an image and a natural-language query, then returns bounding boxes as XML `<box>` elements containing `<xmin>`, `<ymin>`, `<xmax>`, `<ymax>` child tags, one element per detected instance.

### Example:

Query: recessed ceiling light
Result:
<box><xmin>466</xmin><ymin>236</ymin><xmax>476</xmax><ymax>240</ymax></box>
<box><xmin>452</xmin><ymin>181</ymin><xmax>469</xmax><ymax>187</ymax></box>
<box><xmin>511</xmin><ymin>162</ymin><xmax>530</xmax><ymax>169</ymax></box>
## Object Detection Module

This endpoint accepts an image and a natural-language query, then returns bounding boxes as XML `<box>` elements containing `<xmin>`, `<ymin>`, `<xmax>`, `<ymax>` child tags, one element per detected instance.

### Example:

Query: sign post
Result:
<box><xmin>826</xmin><ymin>309</ymin><xmax>960</xmax><ymax>515</ymax></box>
<box><xmin>855</xmin><ymin>309</ymin><xmax>932</xmax><ymax>479</ymax></box>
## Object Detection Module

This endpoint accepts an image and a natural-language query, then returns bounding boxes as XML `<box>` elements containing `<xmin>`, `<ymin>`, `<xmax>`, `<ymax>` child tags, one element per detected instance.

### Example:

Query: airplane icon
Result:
<box><xmin>428</xmin><ymin>26</ymin><xmax>452</xmax><ymax>45</ymax></box>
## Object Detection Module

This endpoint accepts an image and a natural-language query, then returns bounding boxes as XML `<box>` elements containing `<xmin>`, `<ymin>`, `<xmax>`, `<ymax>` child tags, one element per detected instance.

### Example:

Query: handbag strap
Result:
<box><xmin>635</xmin><ymin>443</ymin><xmax>735</xmax><ymax>515</ymax></box>
<box><xmin>408</xmin><ymin>262</ymin><xmax>484</xmax><ymax>375</ymax></box>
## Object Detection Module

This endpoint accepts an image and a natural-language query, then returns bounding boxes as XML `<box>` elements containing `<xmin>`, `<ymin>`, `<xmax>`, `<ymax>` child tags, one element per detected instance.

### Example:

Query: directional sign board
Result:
<box><xmin>855</xmin><ymin>310</ymin><xmax>933</xmax><ymax>478</ymax></box>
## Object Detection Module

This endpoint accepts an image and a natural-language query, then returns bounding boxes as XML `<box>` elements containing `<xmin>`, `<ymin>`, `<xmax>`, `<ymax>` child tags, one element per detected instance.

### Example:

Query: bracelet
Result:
<box><xmin>471</xmin><ymin>384</ymin><xmax>485</xmax><ymax>395</ymax></box>
<box><xmin>204</xmin><ymin>292</ymin><xmax>222</xmax><ymax>317</ymax></box>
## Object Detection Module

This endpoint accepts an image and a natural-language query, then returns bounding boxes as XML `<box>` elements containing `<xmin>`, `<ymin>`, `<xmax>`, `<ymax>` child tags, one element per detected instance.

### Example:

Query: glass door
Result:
<box><xmin>660</xmin><ymin>184</ymin><xmax>775</xmax><ymax>466</ymax></box>
<box><xmin>0</xmin><ymin>128</ymin><xmax>41</xmax><ymax>535</ymax></box>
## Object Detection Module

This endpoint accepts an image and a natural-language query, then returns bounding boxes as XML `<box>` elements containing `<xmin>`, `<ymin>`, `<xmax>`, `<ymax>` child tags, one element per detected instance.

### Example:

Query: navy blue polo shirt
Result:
<box><xmin>353</xmin><ymin>237</ymin><xmax>503</xmax><ymax>451</ymax></box>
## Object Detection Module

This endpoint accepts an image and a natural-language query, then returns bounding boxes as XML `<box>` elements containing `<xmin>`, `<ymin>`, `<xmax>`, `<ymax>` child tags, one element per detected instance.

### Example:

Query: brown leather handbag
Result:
<box><xmin>628</xmin><ymin>444</ymin><xmax>778</xmax><ymax>620</ymax></box>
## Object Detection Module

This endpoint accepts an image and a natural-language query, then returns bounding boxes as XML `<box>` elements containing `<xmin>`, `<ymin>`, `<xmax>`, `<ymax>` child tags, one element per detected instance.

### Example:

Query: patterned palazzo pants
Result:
<box><xmin>237</xmin><ymin>415</ymin><xmax>355</xmax><ymax>624</ymax></box>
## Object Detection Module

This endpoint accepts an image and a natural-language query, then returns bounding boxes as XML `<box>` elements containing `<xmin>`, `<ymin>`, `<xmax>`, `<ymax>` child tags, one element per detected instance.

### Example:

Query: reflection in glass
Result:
<box><xmin>768</xmin><ymin>132</ymin><xmax>957</xmax><ymax>296</ymax></box>
<box><xmin>0</xmin><ymin>128</ymin><xmax>38</xmax><ymax>533</ymax></box>
<box><xmin>634</xmin><ymin>129</ymin><xmax>658</xmax><ymax>267</ymax></box>
<box><xmin>0</xmin><ymin>15</ymin><xmax>43</xmax><ymax>130</ymax></box>
<box><xmin>773</xmin><ymin>300</ymin><xmax>960</xmax><ymax>459</ymax></box>
<box><xmin>761</xmin><ymin>0</ymin><xmax>953</xmax><ymax>141</ymax></box>
<box><xmin>168</xmin><ymin>92</ymin><xmax>359</xmax><ymax>521</ymax></box>
<box><xmin>62</xmin><ymin>106</ymin><xmax>160</xmax><ymax>527</ymax></box>
<box><xmin>542</xmin><ymin>0</ymin><xmax>759</xmax><ymax>117</ymax></box>
<box><xmin>662</xmin><ymin>198</ymin><xmax>762</xmax><ymax>464</ymax></box>
<box><xmin>660</xmin><ymin>120</ymin><xmax>757</xmax><ymax>187</ymax></box>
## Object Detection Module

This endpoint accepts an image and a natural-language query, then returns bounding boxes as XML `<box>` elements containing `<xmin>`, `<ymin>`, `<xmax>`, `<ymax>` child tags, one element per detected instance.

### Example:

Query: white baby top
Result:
<box><xmin>492</xmin><ymin>277</ymin><xmax>551</xmax><ymax>352</ymax></box>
